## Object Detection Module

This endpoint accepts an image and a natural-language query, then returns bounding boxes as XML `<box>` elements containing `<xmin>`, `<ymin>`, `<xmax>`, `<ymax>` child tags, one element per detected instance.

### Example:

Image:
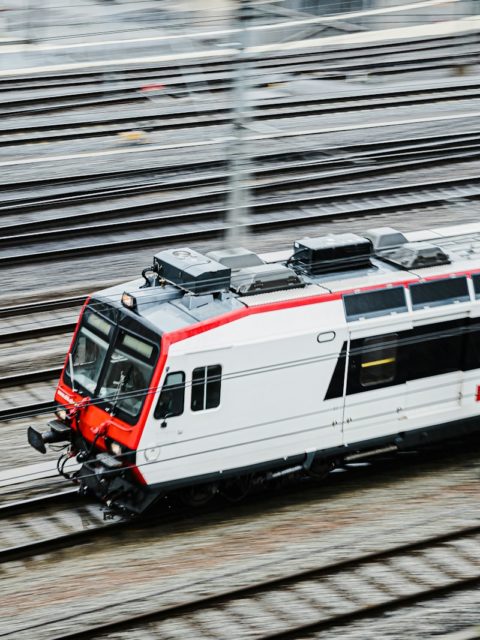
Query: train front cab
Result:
<box><xmin>29</xmin><ymin>297</ymin><xmax>166</xmax><ymax>514</ymax></box>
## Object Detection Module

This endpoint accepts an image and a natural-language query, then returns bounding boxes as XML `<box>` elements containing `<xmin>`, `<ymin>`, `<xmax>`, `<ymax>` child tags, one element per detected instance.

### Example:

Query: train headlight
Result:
<box><xmin>109</xmin><ymin>441</ymin><xmax>123</xmax><ymax>457</ymax></box>
<box><xmin>55</xmin><ymin>407</ymin><xmax>69</xmax><ymax>423</ymax></box>
<box><xmin>121</xmin><ymin>292</ymin><xmax>137</xmax><ymax>311</ymax></box>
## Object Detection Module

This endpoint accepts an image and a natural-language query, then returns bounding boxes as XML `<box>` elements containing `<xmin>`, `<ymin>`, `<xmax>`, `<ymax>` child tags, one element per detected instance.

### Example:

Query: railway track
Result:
<box><xmin>3</xmin><ymin>79</ymin><xmax>480</xmax><ymax>146</ymax></box>
<box><xmin>3</xmin><ymin>30</ymin><xmax>477</xmax><ymax>93</ymax></box>
<box><xmin>1</xmin><ymin>32</ymin><xmax>479</xmax><ymax>117</ymax></box>
<box><xmin>2</xmin><ymin>173</ymin><xmax>480</xmax><ymax>266</ymax></box>
<box><xmin>0</xmin><ymin>296</ymin><xmax>84</xmax><ymax>346</ymax></box>
<box><xmin>0</xmin><ymin>298</ymin><xmax>84</xmax><ymax>419</ymax></box>
<box><xmin>3</xmin><ymin>127</ymin><xmax>480</xmax><ymax>222</ymax></box>
<box><xmin>0</xmin><ymin>369</ymin><xmax>61</xmax><ymax>420</ymax></box>
<box><xmin>3</xmin><ymin>129</ymin><xmax>479</xmax><ymax>206</ymax></box>
<box><xmin>3</xmin><ymin>135</ymin><xmax>479</xmax><ymax>237</ymax></box>
<box><xmin>0</xmin><ymin>489</ymin><xmax>126</xmax><ymax>564</ymax></box>
<box><xmin>45</xmin><ymin>524</ymin><xmax>480</xmax><ymax>640</ymax></box>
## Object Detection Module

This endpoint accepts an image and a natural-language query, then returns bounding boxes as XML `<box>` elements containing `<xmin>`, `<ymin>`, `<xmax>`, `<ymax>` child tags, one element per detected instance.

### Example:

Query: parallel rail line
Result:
<box><xmin>1</xmin><ymin>129</ymin><xmax>477</xmax><ymax>197</ymax></box>
<box><xmin>0</xmin><ymin>295</ymin><xmax>85</xmax><ymax>318</ymax></box>
<box><xmin>0</xmin><ymin>366</ymin><xmax>61</xmax><ymax>422</ymax></box>
<box><xmin>0</xmin><ymin>367</ymin><xmax>62</xmax><ymax>390</ymax></box>
<box><xmin>3</xmin><ymin>143</ymin><xmax>479</xmax><ymax>236</ymax></box>
<box><xmin>2</xmin><ymin>30</ymin><xmax>477</xmax><ymax>92</ymax></box>
<box><xmin>0</xmin><ymin>491</ymin><xmax>126</xmax><ymax>565</ymax></box>
<box><xmin>2</xmin><ymin>51</ymin><xmax>479</xmax><ymax>118</ymax></box>
<box><xmin>0</xmin><ymin>399</ymin><xmax>57</xmax><ymax>422</ymax></box>
<box><xmin>2</xmin><ymin>174</ymin><xmax>480</xmax><ymax>266</ymax></box>
<box><xmin>49</xmin><ymin>524</ymin><xmax>480</xmax><ymax>640</ymax></box>
<box><xmin>2</xmin><ymin>40</ymin><xmax>480</xmax><ymax>118</ymax></box>
<box><xmin>2</xmin><ymin>136</ymin><xmax>480</xmax><ymax>237</ymax></box>
<box><xmin>3</xmin><ymin>81</ymin><xmax>480</xmax><ymax>146</ymax></box>
<box><xmin>0</xmin><ymin>321</ymin><xmax>76</xmax><ymax>345</ymax></box>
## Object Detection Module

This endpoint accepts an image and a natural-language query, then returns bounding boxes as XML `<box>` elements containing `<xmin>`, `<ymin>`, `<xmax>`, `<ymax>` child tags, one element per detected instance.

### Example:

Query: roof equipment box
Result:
<box><xmin>294</xmin><ymin>233</ymin><xmax>373</xmax><ymax>274</ymax></box>
<box><xmin>154</xmin><ymin>248</ymin><xmax>231</xmax><ymax>294</ymax></box>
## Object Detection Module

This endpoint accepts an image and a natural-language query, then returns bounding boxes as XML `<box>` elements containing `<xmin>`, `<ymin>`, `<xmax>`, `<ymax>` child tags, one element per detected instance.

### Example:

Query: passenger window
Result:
<box><xmin>409</xmin><ymin>276</ymin><xmax>469</xmax><ymax>310</ymax></box>
<box><xmin>343</xmin><ymin>287</ymin><xmax>407</xmax><ymax>321</ymax></box>
<box><xmin>191</xmin><ymin>365</ymin><xmax>222</xmax><ymax>411</ymax></box>
<box><xmin>360</xmin><ymin>335</ymin><xmax>397</xmax><ymax>387</ymax></box>
<box><xmin>154</xmin><ymin>372</ymin><xmax>185</xmax><ymax>419</ymax></box>
<box><xmin>472</xmin><ymin>274</ymin><xmax>480</xmax><ymax>299</ymax></box>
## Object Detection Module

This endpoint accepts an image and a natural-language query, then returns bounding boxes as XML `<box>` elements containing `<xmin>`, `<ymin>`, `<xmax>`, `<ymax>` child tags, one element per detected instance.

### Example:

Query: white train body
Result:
<box><xmin>28</xmin><ymin>222</ymin><xmax>480</xmax><ymax>513</ymax></box>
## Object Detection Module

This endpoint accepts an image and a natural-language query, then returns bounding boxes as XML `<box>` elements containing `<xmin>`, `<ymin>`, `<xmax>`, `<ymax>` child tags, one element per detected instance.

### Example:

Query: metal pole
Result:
<box><xmin>226</xmin><ymin>0</ymin><xmax>252</xmax><ymax>247</ymax></box>
<box><xmin>25</xmin><ymin>0</ymin><xmax>37</xmax><ymax>44</ymax></box>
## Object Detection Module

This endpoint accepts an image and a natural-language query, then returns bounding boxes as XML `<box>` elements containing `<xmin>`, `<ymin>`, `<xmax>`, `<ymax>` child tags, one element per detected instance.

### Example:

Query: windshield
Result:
<box><xmin>64</xmin><ymin>307</ymin><xmax>159</xmax><ymax>424</ymax></box>
<box><xmin>98</xmin><ymin>333</ymin><xmax>156</xmax><ymax>420</ymax></box>
<box><xmin>67</xmin><ymin>312</ymin><xmax>112</xmax><ymax>394</ymax></box>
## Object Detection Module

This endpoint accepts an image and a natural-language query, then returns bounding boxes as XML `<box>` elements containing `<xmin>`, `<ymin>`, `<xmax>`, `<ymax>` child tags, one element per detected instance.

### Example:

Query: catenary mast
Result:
<box><xmin>226</xmin><ymin>0</ymin><xmax>252</xmax><ymax>247</ymax></box>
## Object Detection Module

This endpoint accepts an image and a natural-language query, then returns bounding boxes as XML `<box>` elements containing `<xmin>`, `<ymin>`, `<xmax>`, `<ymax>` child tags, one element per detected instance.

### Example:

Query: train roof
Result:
<box><xmin>93</xmin><ymin>222</ymin><xmax>480</xmax><ymax>334</ymax></box>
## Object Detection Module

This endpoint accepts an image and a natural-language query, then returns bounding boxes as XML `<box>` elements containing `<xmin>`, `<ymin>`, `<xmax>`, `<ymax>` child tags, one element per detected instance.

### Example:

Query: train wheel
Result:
<box><xmin>179</xmin><ymin>483</ymin><xmax>217</xmax><ymax>507</ymax></box>
<box><xmin>220</xmin><ymin>474</ymin><xmax>252</xmax><ymax>502</ymax></box>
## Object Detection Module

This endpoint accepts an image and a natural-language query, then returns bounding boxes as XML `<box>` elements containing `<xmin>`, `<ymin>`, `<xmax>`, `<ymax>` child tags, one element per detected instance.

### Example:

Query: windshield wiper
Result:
<box><xmin>111</xmin><ymin>367</ymin><xmax>134</xmax><ymax>416</ymax></box>
<box><xmin>68</xmin><ymin>353</ymin><xmax>77</xmax><ymax>392</ymax></box>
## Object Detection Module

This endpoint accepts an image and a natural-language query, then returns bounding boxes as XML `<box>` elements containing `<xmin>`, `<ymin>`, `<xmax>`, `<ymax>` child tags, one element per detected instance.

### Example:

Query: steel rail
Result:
<box><xmin>0</xmin><ymin>523</ymin><xmax>126</xmax><ymax>564</ymax></box>
<box><xmin>2</xmin><ymin>158</ymin><xmax>480</xmax><ymax>258</ymax></box>
<box><xmin>2</xmin><ymin>138</ymin><xmax>479</xmax><ymax>240</ymax></box>
<box><xmin>0</xmin><ymin>49</ymin><xmax>478</xmax><ymax>110</ymax></box>
<box><xmin>1</xmin><ymin>128</ymin><xmax>477</xmax><ymax>196</ymax></box>
<box><xmin>3</xmin><ymin>81</ymin><xmax>480</xmax><ymax>146</ymax></box>
<box><xmin>0</xmin><ymin>321</ymin><xmax>77</xmax><ymax>344</ymax></box>
<box><xmin>0</xmin><ymin>497</ymin><xmax>127</xmax><ymax>565</ymax></box>
<box><xmin>2</xmin><ymin>51</ymin><xmax>479</xmax><ymax>119</ymax></box>
<box><xmin>0</xmin><ymin>295</ymin><xmax>86</xmax><ymax>318</ymax></box>
<box><xmin>0</xmin><ymin>367</ymin><xmax>62</xmax><ymax>389</ymax></box>
<box><xmin>48</xmin><ymin>524</ymin><xmax>480</xmax><ymax>640</ymax></box>
<box><xmin>2</xmin><ymin>37</ymin><xmax>476</xmax><ymax>94</ymax></box>
<box><xmin>0</xmin><ymin>488</ymin><xmax>78</xmax><ymax>517</ymax></box>
<box><xmin>1</xmin><ymin>174</ymin><xmax>479</xmax><ymax>267</ymax></box>
<box><xmin>1</xmin><ymin>30</ymin><xmax>477</xmax><ymax>91</ymax></box>
<box><xmin>0</xmin><ymin>400</ymin><xmax>56</xmax><ymax>422</ymax></box>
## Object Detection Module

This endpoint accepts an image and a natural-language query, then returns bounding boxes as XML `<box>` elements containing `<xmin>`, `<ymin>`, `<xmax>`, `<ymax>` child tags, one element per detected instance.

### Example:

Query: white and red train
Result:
<box><xmin>28</xmin><ymin>222</ymin><xmax>480</xmax><ymax>513</ymax></box>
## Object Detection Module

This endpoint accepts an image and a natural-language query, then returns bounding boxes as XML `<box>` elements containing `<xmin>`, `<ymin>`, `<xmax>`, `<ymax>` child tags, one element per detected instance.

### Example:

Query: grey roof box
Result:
<box><xmin>363</xmin><ymin>227</ymin><xmax>407</xmax><ymax>251</ymax></box>
<box><xmin>154</xmin><ymin>248</ymin><xmax>231</xmax><ymax>295</ymax></box>
<box><xmin>379</xmin><ymin>242</ymin><xmax>450</xmax><ymax>269</ymax></box>
<box><xmin>205</xmin><ymin>247</ymin><xmax>264</xmax><ymax>270</ymax></box>
<box><xmin>231</xmin><ymin>264</ymin><xmax>303</xmax><ymax>296</ymax></box>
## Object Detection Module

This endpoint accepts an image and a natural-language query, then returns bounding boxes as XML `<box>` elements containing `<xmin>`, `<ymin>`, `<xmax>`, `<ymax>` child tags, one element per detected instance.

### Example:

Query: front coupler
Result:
<box><xmin>27</xmin><ymin>420</ymin><xmax>72</xmax><ymax>454</ymax></box>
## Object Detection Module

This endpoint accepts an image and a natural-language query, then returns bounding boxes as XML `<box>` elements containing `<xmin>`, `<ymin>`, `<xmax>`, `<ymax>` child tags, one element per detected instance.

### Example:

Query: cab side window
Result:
<box><xmin>191</xmin><ymin>365</ymin><xmax>222</xmax><ymax>411</ymax></box>
<box><xmin>154</xmin><ymin>372</ymin><xmax>185</xmax><ymax>419</ymax></box>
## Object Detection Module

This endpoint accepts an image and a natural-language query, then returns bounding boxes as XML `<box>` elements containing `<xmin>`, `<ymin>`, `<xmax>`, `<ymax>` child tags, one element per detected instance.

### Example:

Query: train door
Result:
<box><xmin>461</xmin><ymin>303</ymin><xmax>480</xmax><ymax>415</ymax></box>
<box><xmin>342</xmin><ymin>317</ymin><xmax>411</xmax><ymax>446</ymax></box>
<box><xmin>321</xmin><ymin>326</ymin><xmax>350</xmax><ymax>450</ymax></box>
<box><xmin>403</xmin><ymin>275</ymin><xmax>471</xmax><ymax>428</ymax></box>
<box><xmin>404</xmin><ymin>314</ymin><xmax>466</xmax><ymax>425</ymax></box>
